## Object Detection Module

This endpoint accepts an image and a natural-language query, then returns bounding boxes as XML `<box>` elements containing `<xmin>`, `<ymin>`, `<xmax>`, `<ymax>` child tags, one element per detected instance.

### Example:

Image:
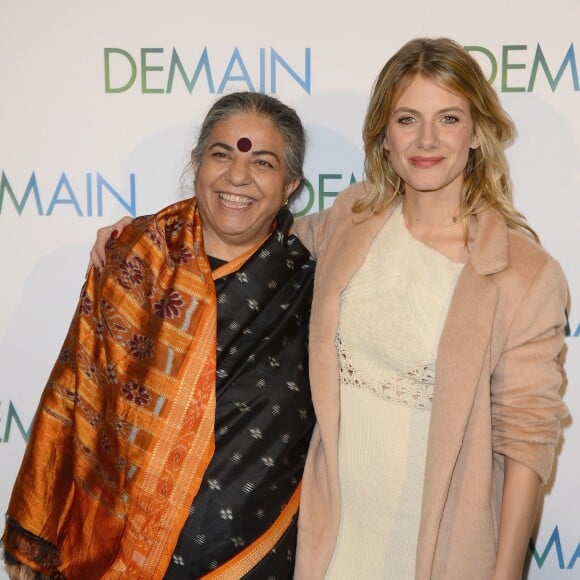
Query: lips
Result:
<box><xmin>217</xmin><ymin>192</ymin><xmax>255</xmax><ymax>209</ymax></box>
<box><xmin>410</xmin><ymin>157</ymin><xmax>445</xmax><ymax>168</ymax></box>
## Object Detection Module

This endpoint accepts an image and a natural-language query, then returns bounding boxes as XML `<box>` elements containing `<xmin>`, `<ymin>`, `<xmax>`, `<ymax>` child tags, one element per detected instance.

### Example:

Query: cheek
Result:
<box><xmin>385</xmin><ymin>131</ymin><xmax>412</xmax><ymax>159</ymax></box>
<box><xmin>260</xmin><ymin>175</ymin><xmax>287</xmax><ymax>201</ymax></box>
<box><xmin>387</xmin><ymin>148</ymin><xmax>406</xmax><ymax>173</ymax></box>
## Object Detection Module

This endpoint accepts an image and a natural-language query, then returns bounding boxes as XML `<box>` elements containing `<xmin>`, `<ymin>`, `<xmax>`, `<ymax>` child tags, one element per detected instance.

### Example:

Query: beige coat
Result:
<box><xmin>293</xmin><ymin>182</ymin><xmax>568</xmax><ymax>580</ymax></box>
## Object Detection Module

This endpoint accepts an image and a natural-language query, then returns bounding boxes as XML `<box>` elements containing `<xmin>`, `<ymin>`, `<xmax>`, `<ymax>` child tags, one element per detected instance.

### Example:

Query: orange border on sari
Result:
<box><xmin>201</xmin><ymin>483</ymin><xmax>302</xmax><ymax>580</ymax></box>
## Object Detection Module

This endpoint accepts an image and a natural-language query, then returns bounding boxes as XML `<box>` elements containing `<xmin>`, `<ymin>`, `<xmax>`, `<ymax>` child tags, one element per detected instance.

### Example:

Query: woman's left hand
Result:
<box><xmin>88</xmin><ymin>216</ymin><xmax>132</xmax><ymax>273</ymax></box>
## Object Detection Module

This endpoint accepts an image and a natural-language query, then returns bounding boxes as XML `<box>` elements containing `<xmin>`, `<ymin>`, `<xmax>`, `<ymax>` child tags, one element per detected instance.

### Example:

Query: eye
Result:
<box><xmin>442</xmin><ymin>115</ymin><xmax>459</xmax><ymax>124</ymax></box>
<box><xmin>255</xmin><ymin>159</ymin><xmax>274</xmax><ymax>169</ymax></box>
<box><xmin>211</xmin><ymin>151</ymin><xmax>228</xmax><ymax>159</ymax></box>
<box><xmin>396</xmin><ymin>116</ymin><xmax>415</xmax><ymax>125</ymax></box>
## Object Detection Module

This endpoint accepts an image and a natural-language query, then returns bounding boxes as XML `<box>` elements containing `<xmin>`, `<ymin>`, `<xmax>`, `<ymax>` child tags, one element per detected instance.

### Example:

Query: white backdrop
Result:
<box><xmin>1</xmin><ymin>1</ymin><xmax>579</xmax><ymax>577</ymax></box>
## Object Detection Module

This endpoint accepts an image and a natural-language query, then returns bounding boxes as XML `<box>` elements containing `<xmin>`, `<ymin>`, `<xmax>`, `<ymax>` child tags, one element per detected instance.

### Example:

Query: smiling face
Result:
<box><xmin>384</xmin><ymin>75</ymin><xmax>480</xmax><ymax>202</ymax></box>
<box><xmin>194</xmin><ymin>112</ymin><xmax>299</xmax><ymax>260</ymax></box>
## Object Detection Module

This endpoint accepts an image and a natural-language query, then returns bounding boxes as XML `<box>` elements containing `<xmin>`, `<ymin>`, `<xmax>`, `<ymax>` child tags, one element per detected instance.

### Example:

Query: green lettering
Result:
<box><xmin>141</xmin><ymin>48</ymin><xmax>164</xmax><ymax>94</ymax></box>
<box><xmin>464</xmin><ymin>46</ymin><xmax>498</xmax><ymax>84</ymax></box>
<box><xmin>2</xmin><ymin>401</ymin><xmax>32</xmax><ymax>443</ymax></box>
<box><xmin>104</xmin><ymin>48</ymin><xmax>137</xmax><ymax>93</ymax></box>
<box><xmin>293</xmin><ymin>178</ymin><xmax>315</xmax><ymax>218</ymax></box>
<box><xmin>318</xmin><ymin>174</ymin><xmax>341</xmax><ymax>211</ymax></box>
<box><xmin>167</xmin><ymin>47</ymin><xmax>215</xmax><ymax>94</ymax></box>
<box><xmin>0</xmin><ymin>172</ymin><xmax>44</xmax><ymax>215</ymax></box>
<box><xmin>502</xmin><ymin>45</ymin><xmax>527</xmax><ymax>93</ymax></box>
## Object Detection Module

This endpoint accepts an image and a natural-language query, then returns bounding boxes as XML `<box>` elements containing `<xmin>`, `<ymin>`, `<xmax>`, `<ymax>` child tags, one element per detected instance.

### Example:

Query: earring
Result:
<box><xmin>283</xmin><ymin>198</ymin><xmax>289</xmax><ymax>207</ymax></box>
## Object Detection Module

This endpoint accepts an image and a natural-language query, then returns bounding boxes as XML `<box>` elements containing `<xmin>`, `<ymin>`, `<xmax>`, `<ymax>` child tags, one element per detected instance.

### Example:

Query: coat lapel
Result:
<box><xmin>416</xmin><ymin>209</ymin><xmax>509</xmax><ymax>576</ymax></box>
<box><xmin>309</xmin><ymin>202</ymin><xmax>391</xmax><ymax>420</ymax></box>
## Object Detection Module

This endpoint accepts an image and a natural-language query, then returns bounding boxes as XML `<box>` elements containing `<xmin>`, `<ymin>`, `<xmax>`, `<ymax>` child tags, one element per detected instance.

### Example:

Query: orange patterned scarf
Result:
<box><xmin>4</xmin><ymin>198</ymin><xmax>260</xmax><ymax>578</ymax></box>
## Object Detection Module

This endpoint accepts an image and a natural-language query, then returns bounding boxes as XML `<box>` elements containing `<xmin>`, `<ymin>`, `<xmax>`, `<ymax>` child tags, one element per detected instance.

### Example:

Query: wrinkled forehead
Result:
<box><xmin>209</xmin><ymin>112</ymin><xmax>284</xmax><ymax>148</ymax></box>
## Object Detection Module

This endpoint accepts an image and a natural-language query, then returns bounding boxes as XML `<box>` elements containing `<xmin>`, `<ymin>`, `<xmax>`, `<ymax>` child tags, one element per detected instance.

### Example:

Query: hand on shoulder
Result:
<box><xmin>88</xmin><ymin>216</ymin><xmax>133</xmax><ymax>273</ymax></box>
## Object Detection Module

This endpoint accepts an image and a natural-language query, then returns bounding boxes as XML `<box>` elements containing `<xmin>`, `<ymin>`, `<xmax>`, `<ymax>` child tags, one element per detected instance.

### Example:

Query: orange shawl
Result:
<box><xmin>4</xmin><ymin>198</ymin><xmax>275</xmax><ymax>578</ymax></box>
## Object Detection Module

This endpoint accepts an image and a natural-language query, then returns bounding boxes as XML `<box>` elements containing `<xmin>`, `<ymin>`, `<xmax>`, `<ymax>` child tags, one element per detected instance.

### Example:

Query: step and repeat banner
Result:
<box><xmin>1</xmin><ymin>1</ymin><xmax>579</xmax><ymax>577</ymax></box>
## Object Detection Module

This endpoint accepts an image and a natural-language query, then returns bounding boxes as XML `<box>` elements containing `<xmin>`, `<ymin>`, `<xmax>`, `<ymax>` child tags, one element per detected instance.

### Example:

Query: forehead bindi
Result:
<box><xmin>207</xmin><ymin>114</ymin><xmax>286</xmax><ymax>162</ymax></box>
<box><xmin>236</xmin><ymin>137</ymin><xmax>252</xmax><ymax>152</ymax></box>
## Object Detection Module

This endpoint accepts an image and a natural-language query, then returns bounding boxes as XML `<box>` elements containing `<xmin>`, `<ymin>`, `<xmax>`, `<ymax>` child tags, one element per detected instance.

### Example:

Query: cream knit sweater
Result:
<box><xmin>326</xmin><ymin>204</ymin><xmax>463</xmax><ymax>579</ymax></box>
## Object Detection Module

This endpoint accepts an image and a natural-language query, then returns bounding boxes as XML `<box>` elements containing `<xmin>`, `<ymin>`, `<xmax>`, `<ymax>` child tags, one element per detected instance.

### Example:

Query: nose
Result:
<box><xmin>226</xmin><ymin>156</ymin><xmax>251</xmax><ymax>186</ymax></box>
<box><xmin>418</xmin><ymin>121</ymin><xmax>439</xmax><ymax>149</ymax></box>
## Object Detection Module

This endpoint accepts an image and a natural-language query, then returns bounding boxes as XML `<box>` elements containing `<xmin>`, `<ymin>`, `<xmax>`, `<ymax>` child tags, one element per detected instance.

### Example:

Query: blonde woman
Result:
<box><xmin>293</xmin><ymin>38</ymin><xmax>568</xmax><ymax>579</ymax></box>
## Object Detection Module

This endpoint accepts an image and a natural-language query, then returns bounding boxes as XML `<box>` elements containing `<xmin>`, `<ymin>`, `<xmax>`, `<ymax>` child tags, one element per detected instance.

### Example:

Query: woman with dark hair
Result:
<box><xmin>3</xmin><ymin>92</ymin><xmax>315</xmax><ymax>579</ymax></box>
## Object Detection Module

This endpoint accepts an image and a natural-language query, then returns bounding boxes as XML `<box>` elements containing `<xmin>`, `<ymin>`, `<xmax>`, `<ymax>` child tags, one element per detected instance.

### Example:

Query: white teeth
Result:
<box><xmin>218</xmin><ymin>193</ymin><xmax>254</xmax><ymax>209</ymax></box>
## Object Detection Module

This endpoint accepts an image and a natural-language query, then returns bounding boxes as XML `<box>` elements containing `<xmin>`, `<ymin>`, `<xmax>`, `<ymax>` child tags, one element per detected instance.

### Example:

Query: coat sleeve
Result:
<box><xmin>491</xmin><ymin>258</ymin><xmax>569</xmax><ymax>484</ymax></box>
<box><xmin>293</xmin><ymin>210</ymin><xmax>330</xmax><ymax>260</ymax></box>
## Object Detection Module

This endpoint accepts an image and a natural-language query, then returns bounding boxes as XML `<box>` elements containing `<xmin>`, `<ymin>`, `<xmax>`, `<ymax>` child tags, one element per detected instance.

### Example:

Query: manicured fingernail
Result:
<box><xmin>111</xmin><ymin>229</ymin><xmax>119</xmax><ymax>239</ymax></box>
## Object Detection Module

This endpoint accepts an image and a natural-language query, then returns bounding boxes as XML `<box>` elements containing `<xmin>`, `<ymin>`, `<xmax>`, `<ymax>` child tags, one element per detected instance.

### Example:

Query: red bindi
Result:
<box><xmin>236</xmin><ymin>137</ymin><xmax>252</xmax><ymax>152</ymax></box>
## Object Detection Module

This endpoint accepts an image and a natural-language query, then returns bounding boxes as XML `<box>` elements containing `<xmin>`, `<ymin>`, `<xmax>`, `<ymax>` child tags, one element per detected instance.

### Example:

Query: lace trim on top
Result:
<box><xmin>337</xmin><ymin>335</ymin><xmax>434</xmax><ymax>409</ymax></box>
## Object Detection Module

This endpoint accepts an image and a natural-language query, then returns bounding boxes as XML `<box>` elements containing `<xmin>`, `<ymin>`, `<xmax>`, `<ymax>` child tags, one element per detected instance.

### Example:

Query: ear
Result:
<box><xmin>383</xmin><ymin>130</ymin><xmax>390</xmax><ymax>152</ymax></box>
<box><xmin>191</xmin><ymin>150</ymin><xmax>200</xmax><ymax>173</ymax></box>
<box><xmin>470</xmin><ymin>131</ymin><xmax>481</xmax><ymax>150</ymax></box>
<box><xmin>284</xmin><ymin>178</ymin><xmax>301</xmax><ymax>200</ymax></box>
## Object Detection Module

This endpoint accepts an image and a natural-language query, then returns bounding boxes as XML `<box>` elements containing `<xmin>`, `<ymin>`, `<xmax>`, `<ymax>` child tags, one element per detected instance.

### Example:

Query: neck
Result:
<box><xmin>202</xmin><ymin>230</ymin><xmax>269</xmax><ymax>262</ymax></box>
<box><xmin>402</xmin><ymin>191</ymin><xmax>471</xmax><ymax>263</ymax></box>
<box><xmin>402</xmin><ymin>192</ymin><xmax>461</xmax><ymax>231</ymax></box>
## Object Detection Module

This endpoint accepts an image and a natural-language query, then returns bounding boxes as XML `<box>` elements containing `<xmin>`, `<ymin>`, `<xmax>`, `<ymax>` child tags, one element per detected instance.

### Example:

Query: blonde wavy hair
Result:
<box><xmin>357</xmin><ymin>37</ymin><xmax>538</xmax><ymax>241</ymax></box>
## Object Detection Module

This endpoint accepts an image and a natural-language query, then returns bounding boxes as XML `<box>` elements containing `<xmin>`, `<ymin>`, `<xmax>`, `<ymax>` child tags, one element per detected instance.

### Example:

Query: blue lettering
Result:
<box><xmin>46</xmin><ymin>173</ymin><xmax>83</xmax><ymax>216</ymax></box>
<box><xmin>270</xmin><ymin>48</ymin><xmax>311</xmax><ymax>94</ymax></box>
<box><xmin>528</xmin><ymin>43</ymin><xmax>580</xmax><ymax>92</ymax></box>
<box><xmin>217</xmin><ymin>48</ymin><xmax>255</xmax><ymax>93</ymax></box>
<box><xmin>86</xmin><ymin>173</ymin><xmax>93</xmax><ymax>217</ymax></box>
<box><xmin>1</xmin><ymin>172</ymin><xmax>136</xmax><ymax>217</ymax></box>
<box><xmin>96</xmin><ymin>173</ymin><xmax>136</xmax><ymax>216</ymax></box>
<box><xmin>530</xmin><ymin>526</ymin><xmax>566</xmax><ymax>569</ymax></box>
<box><xmin>260</xmin><ymin>48</ymin><xmax>266</xmax><ymax>93</ymax></box>
<box><xmin>568</xmin><ymin>542</ymin><xmax>580</xmax><ymax>569</ymax></box>
<box><xmin>566</xmin><ymin>322</ymin><xmax>580</xmax><ymax>337</ymax></box>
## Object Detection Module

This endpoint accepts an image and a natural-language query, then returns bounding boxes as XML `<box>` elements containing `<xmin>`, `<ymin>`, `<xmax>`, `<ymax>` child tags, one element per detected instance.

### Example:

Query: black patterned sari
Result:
<box><xmin>164</xmin><ymin>208</ymin><xmax>315</xmax><ymax>579</ymax></box>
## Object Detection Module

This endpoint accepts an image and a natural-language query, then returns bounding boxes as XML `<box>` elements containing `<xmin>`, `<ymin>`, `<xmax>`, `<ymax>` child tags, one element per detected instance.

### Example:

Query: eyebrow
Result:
<box><xmin>392</xmin><ymin>106</ymin><xmax>466</xmax><ymax>115</ymax></box>
<box><xmin>208</xmin><ymin>142</ymin><xmax>282</xmax><ymax>163</ymax></box>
